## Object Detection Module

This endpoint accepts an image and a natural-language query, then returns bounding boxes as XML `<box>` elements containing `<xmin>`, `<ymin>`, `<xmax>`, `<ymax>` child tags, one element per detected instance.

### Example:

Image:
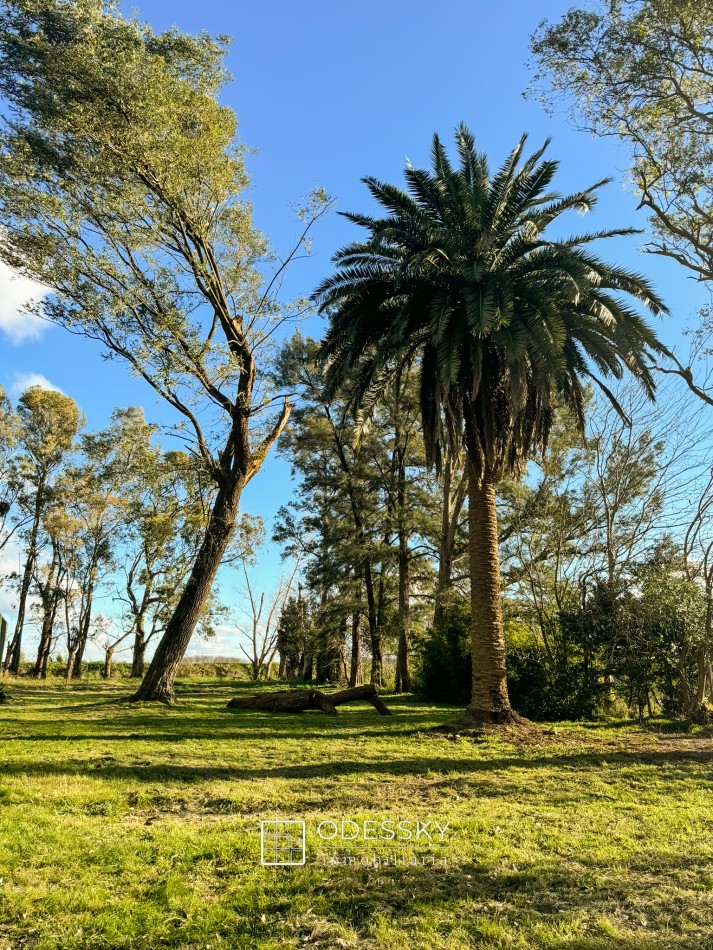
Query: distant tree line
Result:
<box><xmin>271</xmin><ymin>341</ymin><xmax>713</xmax><ymax>721</ymax></box>
<box><xmin>0</xmin><ymin>385</ymin><xmax>257</xmax><ymax>680</ymax></box>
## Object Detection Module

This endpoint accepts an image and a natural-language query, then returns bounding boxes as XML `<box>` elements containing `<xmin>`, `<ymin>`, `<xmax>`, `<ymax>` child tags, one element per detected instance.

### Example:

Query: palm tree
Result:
<box><xmin>314</xmin><ymin>125</ymin><xmax>667</xmax><ymax>725</ymax></box>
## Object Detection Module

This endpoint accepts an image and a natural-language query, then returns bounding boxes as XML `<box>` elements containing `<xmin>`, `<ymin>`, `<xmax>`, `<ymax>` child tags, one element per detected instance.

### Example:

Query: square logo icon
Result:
<box><xmin>260</xmin><ymin>820</ymin><xmax>306</xmax><ymax>866</ymax></box>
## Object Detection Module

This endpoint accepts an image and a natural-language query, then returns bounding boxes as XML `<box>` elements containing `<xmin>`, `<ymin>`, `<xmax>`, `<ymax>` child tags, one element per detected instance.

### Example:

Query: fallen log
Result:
<box><xmin>226</xmin><ymin>683</ymin><xmax>392</xmax><ymax>716</ymax></box>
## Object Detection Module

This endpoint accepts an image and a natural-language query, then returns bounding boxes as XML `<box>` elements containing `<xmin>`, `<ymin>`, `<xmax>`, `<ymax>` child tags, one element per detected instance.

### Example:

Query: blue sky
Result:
<box><xmin>1</xmin><ymin>0</ymin><xmax>709</xmax><ymax>657</ymax></box>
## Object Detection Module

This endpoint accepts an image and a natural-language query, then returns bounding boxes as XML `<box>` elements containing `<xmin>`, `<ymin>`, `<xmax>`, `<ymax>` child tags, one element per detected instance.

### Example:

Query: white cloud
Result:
<box><xmin>186</xmin><ymin>623</ymin><xmax>244</xmax><ymax>658</ymax></box>
<box><xmin>0</xmin><ymin>261</ymin><xmax>49</xmax><ymax>344</ymax></box>
<box><xmin>8</xmin><ymin>373</ymin><xmax>65</xmax><ymax>399</ymax></box>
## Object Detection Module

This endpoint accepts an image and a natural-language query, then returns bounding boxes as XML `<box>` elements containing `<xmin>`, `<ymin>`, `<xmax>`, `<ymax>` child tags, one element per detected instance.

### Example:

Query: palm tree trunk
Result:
<box><xmin>463</xmin><ymin>463</ymin><xmax>513</xmax><ymax>723</ymax></box>
<box><xmin>131</xmin><ymin>472</ymin><xmax>244</xmax><ymax>704</ymax></box>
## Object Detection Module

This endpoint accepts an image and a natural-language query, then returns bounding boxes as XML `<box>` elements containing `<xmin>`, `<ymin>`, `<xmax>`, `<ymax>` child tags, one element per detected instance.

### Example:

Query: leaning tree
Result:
<box><xmin>0</xmin><ymin>0</ymin><xmax>325</xmax><ymax>702</ymax></box>
<box><xmin>315</xmin><ymin>125</ymin><xmax>667</xmax><ymax>725</ymax></box>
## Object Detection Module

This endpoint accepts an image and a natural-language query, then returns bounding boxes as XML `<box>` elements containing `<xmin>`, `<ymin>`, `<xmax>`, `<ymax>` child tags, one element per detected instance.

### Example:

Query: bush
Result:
<box><xmin>507</xmin><ymin>643</ymin><xmax>609</xmax><ymax>721</ymax></box>
<box><xmin>418</xmin><ymin>602</ymin><xmax>471</xmax><ymax>705</ymax></box>
<box><xmin>418</xmin><ymin>599</ymin><xmax>611</xmax><ymax>720</ymax></box>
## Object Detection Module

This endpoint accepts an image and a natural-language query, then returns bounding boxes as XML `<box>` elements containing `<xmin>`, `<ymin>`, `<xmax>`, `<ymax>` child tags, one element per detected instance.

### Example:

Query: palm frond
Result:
<box><xmin>316</xmin><ymin>125</ymin><xmax>667</xmax><ymax>479</ymax></box>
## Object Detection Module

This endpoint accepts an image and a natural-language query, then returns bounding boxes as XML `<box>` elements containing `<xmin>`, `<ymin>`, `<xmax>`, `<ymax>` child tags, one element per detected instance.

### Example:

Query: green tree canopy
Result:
<box><xmin>0</xmin><ymin>0</ymin><xmax>311</xmax><ymax>701</ymax></box>
<box><xmin>530</xmin><ymin>0</ymin><xmax>713</xmax><ymax>283</ymax></box>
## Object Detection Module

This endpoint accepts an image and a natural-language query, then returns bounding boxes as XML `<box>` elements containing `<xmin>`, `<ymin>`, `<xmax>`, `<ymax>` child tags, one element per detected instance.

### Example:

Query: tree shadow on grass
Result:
<box><xmin>1</xmin><ymin>837</ymin><xmax>705</xmax><ymax>948</ymax></box>
<box><xmin>1</xmin><ymin>746</ymin><xmax>712</xmax><ymax>788</ymax></box>
<box><xmin>0</xmin><ymin>723</ymin><xmax>430</xmax><ymax>742</ymax></box>
<box><xmin>1</xmin><ymin>691</ymin><xmax>435</xmax><ymax>745</ymax></box>
<box><xmin>291</xmin><ymin>850</ymin><xmax>709</xmax><ymax>949</ymax></box>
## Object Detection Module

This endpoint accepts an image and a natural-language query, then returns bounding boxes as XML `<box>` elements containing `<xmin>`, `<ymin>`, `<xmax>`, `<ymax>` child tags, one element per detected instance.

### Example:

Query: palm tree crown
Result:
<box><xmin>315</xmin><ymin>125</ymin><xmax>667</xmax><ymax>480</ymax></box>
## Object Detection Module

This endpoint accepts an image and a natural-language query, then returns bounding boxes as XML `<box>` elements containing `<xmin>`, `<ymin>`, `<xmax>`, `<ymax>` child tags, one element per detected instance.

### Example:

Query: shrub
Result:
<box><xmin>418</xmin><ymin>602</ymin><xmax>471</xmax><ymax>705</ymax></box>
<box><xmin>418</xmin><ymin>599</ymin><xmax>611</xmax><ymax>719</ymax></box>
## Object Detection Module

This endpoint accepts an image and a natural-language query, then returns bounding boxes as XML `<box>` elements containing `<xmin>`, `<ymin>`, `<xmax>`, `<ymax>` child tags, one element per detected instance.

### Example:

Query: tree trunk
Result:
<box><xmin>349</xmin><ymin>609</ymin><xmax>362</xmax><ymax>687</ymax></box>
<box><xmin>696</xmin><ymin>644</ymin><xmax>708</xmax><ymax>706</ymax></box>
<box><xmin>130</xmin><ymin>627</ymin><xmax>146</xmax><ymax>678</ymax></box>
<box><xmin>433</xmin><ymin>454</ymin><xmax>453</xmax><ymax>629</ymax></box>
<box><xmin>395</xmin><ymin>459</ymin><xmax>411</xmax><ymax>693</ymax></box>
<box><xmin>33</xmin><ymin>543</ymin><xmax>60</xmax><ymax>679</ymax></box>
<box><xmin>131</xmin><ymin>473</ymin><xmax>244</xmax><ymax>703</ymax></box>
<box><xmin>325</xmin><ymin>409</ymin><xmax>381</xmax><ymax>685</ymax></box>
<box><xmin>33</xmin><ymin>610</ymin><xmax>53</xmax><ymax>679</ymax></box>
<box><xmin>104</xmin><ymin>647</ymin><xmax>114</xmax><ymax>679</ymax></box>
<box><xmin>39</xmin><ymin>637</ymin><xmax>51</xmax><ymax>678</ymax></box>
<box><xmin>395</xmin><ymin>543</ymin><xmax>411</xmax><ymax>692</ymax></box>
<box><xmin>698</xmin><ymin>589</ymin><xmax>713</xmax><ymax>705</ymax></box>
<box><xmin>65</xmin><ymin>644</ymin><xmax>79</xmax><ymax>681</ymax></box>
<box><xmin>364</xmin><ymin>561</ymin><xmax>382</xmax><ymax>686</ymax></box>
<box><xmin>72</xmin><ymin>636</ymin><xmax>86</xmax><ymax>679</ymax></box>
<box><xmin>433</xmin><ymin>455</ymin><xmax>467</xmax><ymax>627</ymax></box>
<box><xmin>72</xmin><ymin>563</ymin><xmax>99</xmax><ymax>680</ymax></box>
<box><xmin>4</xmin><ymin>481</ymin><xmax>44</xmax><ymax>673</ymax></box>
<box><xmin>0</xmin><ymin>617</ymin><xmax>7</xmax><ymax>673</ymax></box>
<box><xmin>300</xmin><ymin>650</ymin><xmax>313</xmax><ymax>680</ymax></box>
<box><xmin>462</xmin><ymin>464</ymin><xmax>513</xmax><ymax>724</ymax></box>
<box><xmin>226</xmin><ymin>683</ymin><xmax>392</xmax><ymax>716</ymax></box>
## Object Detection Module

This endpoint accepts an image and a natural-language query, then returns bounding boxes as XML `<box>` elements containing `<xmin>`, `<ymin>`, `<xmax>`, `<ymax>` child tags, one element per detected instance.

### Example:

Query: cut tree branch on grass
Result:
<box><xmin>225</xmin><ymin>683</ymin><xmax>392</xmax><ymax>716</ymax></box>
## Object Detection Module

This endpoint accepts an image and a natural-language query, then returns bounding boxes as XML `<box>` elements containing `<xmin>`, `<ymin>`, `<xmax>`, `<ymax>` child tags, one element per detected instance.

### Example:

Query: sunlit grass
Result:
<box><xmin>1</xmin><ymin>678</ymin><xmax>712</xmax><ymax>948</ymax></box>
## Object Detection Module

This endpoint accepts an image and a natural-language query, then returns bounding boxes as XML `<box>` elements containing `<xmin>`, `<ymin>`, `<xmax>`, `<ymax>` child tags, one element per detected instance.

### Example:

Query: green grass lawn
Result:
<box><xmin>1</xmin><ymin>679</ymin><xmax>712</xmax><ymax>949</ymax></box>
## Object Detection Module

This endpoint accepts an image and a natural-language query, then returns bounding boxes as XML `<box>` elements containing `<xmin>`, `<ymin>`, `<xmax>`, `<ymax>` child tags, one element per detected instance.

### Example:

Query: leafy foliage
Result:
<box><xmin>531</xmin><ymin>0</ymin><xmax>713</xmax><ymax>283</ymax></box>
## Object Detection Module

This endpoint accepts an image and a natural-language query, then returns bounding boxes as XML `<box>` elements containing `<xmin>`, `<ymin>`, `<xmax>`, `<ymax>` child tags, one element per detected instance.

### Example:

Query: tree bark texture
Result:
<box><xmin>130</xmin><ymin>628</ymin><xmax>146</xmax><ymax>678</ymax></box>
<box><xmin>395</xmin><ymin>456</ymin><xmax>411</xmax><ymax>693</ymax></box>
<box><xmin>33</xmin><ymin>568</ymin><xmax>60</xmax><ymax>679</ymax></box>
<box><xmin>349</xmin><ymin>609</ymin><xmax>362</xmax><ymax>687</ymax></box>
<box><xmin>433</xmin><ymin>456</ymin><xmax>467</xmax><ymax>627</ymax></box>
<box><xmin>364</xmin><ymin>560</ymin><xmax>382</xmax><ymax>686</ymax></box>
<box><xmin>463</xmin><ymin>464</ymin><xmax>513</xmax><ymax>724</ymax></box>
<box><xmin>33</xmin><ymin>611</ymin><xmax>53</xmax><ymax>679</ymax></box>
<box><xmin>131</xmin><ymin>472</ymin><xmax>244</xmax><ymax>704</ymax></box>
